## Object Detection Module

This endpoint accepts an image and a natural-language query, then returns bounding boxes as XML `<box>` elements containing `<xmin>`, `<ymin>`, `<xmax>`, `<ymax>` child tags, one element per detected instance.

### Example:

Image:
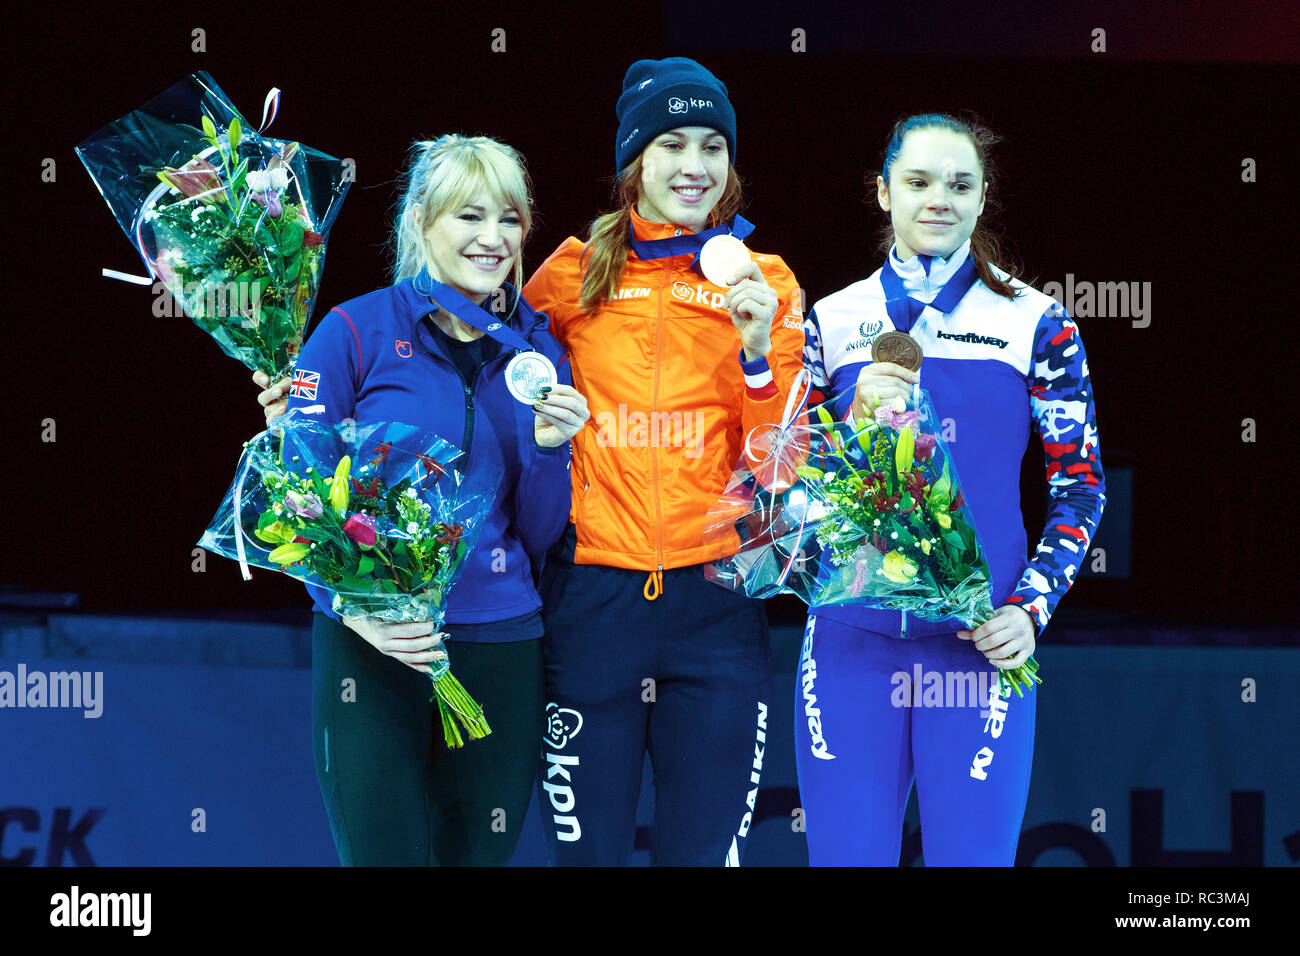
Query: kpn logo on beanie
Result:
<box><xmin>615</xmin><ymin>57</ymin><xmax>737</xmax><ymax>173</ymax></box>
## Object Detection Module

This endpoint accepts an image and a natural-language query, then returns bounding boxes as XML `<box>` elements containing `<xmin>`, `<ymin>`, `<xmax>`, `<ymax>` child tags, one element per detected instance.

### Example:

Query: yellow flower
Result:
<box><xmin>881</xmin><ymin>549</ymin><xmax>919</xmax><ymax>583</ymax></box>
<box><xmin>255</xmin><ymin>520</ymin><xmax>297</xmax><ymax>545</ymax></box>
<box><xmin>895</xmin><ymin>427</ymin><xmax>915</xmax><ymax>479</ymax></box>
<box><xmin>935</xmin><ymin>511</ymin><xmax>952</xmax><ymax>530</ymax></box>
<box><xmin>268</xmin><ymin>542</ymin><xmax>312</xmax><ymax>565</ymax></box>
<box><xmin>920</xmin><ymin>538</ymin><xmax>931</xmax><ymax>555</ymax></box>
<box><xmin>329</xmin><ymin>455</ymin><xmax>351</xmax><ymax>515</ymax></box>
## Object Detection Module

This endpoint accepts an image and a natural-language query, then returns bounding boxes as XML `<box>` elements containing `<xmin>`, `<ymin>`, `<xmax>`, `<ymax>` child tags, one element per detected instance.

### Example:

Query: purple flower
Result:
<box><xmin>285</xmin><ymin>490</ymin><xmax>324</xmax><ymax>519</ymax></box>
<box><xmin>874</xmin><ymin>405</ymin><xmax>920</xmax><ymax>431</ymax></box>
<box><xmin>913</xmin><ymin>433</ymin><xmax>937</xmax><ymax>461</ymax></box>
<box><xmin>251</xmin><ymin>190</ymin><xmax>282</xmax><ymax>218</ymax></box>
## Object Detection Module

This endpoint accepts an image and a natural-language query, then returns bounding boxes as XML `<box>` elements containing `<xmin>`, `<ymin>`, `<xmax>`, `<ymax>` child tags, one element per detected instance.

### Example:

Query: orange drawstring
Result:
<box><xmin>643</xmin><ymin>569</ymin><xmax>663</xmax><ymax>601</ymax></box>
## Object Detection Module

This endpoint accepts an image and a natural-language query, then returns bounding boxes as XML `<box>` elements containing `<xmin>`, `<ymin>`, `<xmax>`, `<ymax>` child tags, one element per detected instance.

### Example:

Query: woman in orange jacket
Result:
<box><xmin>522</xmin><ymin>57</ymin><xmax>806</xmax><ymax>865</ymax></box>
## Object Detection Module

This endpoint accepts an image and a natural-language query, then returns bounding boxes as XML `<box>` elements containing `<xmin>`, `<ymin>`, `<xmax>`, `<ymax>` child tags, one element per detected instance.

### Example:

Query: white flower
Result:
<box><xmin>892</xmin><ymin>396</ymin><xmax>906</xmax><ymax>413</ymax></box>
<box><xmin>404</xmin><ymin>487</ymin><xmax>417</xmax><ymax>499</ymax></box>
<box><xmin>891</xmin><ymin>531</ymin><xmax>898</xmax><ymax>539</ymax></box>
<box><xmin>246</xmin><ymin>170</ymin><xmax>271</xmax><ymax>192</ymax></box>
<box><xmin>822</xmin><ymin>472</ymin><xmax>836</xmax><ymax>483</ymax></box>
<box><xmin>873</xmin><ymin>519</ymin><xmax>881</xmax><ymax>526</ymax></box>
<box><xmin>406</xmin><ymin>521</ymin><xmax>419</xmax><ymax>534</ymax></box>
<box><xmin>269</xmin><ymin>167</ymin><xmax>289</xmax><ymax>190</ymax></box>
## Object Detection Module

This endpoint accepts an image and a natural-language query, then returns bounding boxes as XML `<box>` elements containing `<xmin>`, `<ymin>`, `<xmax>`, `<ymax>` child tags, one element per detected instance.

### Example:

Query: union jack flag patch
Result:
<box><xmin>290</xmin><ymin>368</ymin><xmax>320</xmax><ymax>400</ymax></box>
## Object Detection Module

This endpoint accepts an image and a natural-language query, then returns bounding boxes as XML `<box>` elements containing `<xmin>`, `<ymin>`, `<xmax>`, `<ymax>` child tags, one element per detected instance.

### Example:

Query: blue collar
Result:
<box><xmin>879</xmin><ymin>248</ymin><xmax>979</xmax><ymax>335</ymax></box>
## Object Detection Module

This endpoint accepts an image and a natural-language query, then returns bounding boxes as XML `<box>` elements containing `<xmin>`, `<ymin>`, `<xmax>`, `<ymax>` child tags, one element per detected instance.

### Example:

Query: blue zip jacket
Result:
<box><xmin>803</xmin><ymin>239</ymin><xmax>1106</xmax><ymax>638</ymax></box>
<box><xmin>283</xmin><ymin>277</ymin><xmax>573</xmax><ymax>634</ymax></box>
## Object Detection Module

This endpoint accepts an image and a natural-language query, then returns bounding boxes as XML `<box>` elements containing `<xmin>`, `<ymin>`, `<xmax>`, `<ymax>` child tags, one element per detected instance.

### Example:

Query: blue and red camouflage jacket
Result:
<box><xmin>803</xmin><ymin>239</ymin><xmax>1105</xmax><ymax>638</ymax></box>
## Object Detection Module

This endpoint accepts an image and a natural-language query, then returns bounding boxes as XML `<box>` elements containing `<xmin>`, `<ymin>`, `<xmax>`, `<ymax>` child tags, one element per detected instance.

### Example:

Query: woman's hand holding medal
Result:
<box><xmin>530</xmin><ymin>384</ymin><xmax>590</xmax><ymax>448</ymax></box>
<box><xmin>851</xmin><ymin>362</ymin><xmax>920</xmax><ymax>420</ymax></box>
<box><xmin>725</xmin><ymin>260</ymin><xmax>778</xmax><ymax>361</ymax></box>
<box><xmin>701</xmin><ymin>235</ymin><xmax>777</xmax><ymax>361</ymax></box>
<box><xmin>850</xmin><ymin>331</ymin><xmax>925</xmax><ymax>420</ymax></box>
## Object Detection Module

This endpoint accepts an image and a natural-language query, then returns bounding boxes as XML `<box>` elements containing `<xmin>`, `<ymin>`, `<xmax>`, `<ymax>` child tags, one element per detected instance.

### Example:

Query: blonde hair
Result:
<box><xmin>390</xmin><ymin>134</ymin><xmax>535</xmax><ymax>290</ymax></box>
<box><xmin>579</xmin><ymin>154</ymin><xmax>743</xmax><ymax>313</ymax></box>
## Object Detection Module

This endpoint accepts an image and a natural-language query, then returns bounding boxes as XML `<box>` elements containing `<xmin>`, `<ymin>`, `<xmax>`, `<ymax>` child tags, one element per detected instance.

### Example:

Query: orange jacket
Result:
<box><xmin>523</xmin><ymin>206</ymin><xmax>805</xmax><ymax>574</ymax></box>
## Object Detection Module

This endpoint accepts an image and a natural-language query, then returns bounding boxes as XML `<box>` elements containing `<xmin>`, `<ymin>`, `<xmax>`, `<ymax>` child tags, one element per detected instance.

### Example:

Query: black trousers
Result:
<box><xmin>537</xmin><ymin>538</ymin><xmax>773</xmax><ymax>866</ymax></box>
<box><xmin>310</xmin><ymin>612</ymin><xmax>544</xmax><ymax>866</ymax></box>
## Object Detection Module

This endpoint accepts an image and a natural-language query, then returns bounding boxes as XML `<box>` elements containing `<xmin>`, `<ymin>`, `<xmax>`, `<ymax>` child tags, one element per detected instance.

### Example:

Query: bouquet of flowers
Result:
<box><xmin>76</xmin><ymin>72</ymin><xmax>351</xmax><ymax>382</ymax></box>
<box><xmin>706</xmin><ymin>385</ymin><xmax>1039</xmax><ymax>696</ymax></box>
<box><xmin>199</xmin><ymin>415</ymin><xmax>500</xmax><ymax>746</ymax></box>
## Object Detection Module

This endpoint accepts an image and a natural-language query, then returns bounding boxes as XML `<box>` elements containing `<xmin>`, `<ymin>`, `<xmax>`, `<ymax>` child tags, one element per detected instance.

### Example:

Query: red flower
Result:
<box><xmin>349</xmin><ymin>476</ymin><xmax>382</xmax><ymax>499</ymax></box>
<box><xmin>370</xmin><ymin>441</ymin><xmax>393</xmax><ymax>467</ymax></box>
<box><xmin>342</xmin><ymin>513</ymin><xmax>377</xmax><ymax>547</ymax></box>
<box><xmin>913</xmin><ymin>433</ymin><xmax>937</xmax><ymax>462</ymax></box>
<box><xmin>905</xmin><ymin>472</ymin><xmax>929</xmax><ymax>500</ymax></box>
<box><xmin>952</xmin><ymin>489</ymin><xmax>965</xmax><ymax>510</ymax></box>
<box><xmin>415</xmin><ymin>453</ymin><xmax>445</xmax><ymax>479</ymax></box>
<box><xmin>303</xmin><ymin>231</ymin><xmax>324</xmax><ymax>247</ymax></box>
<box><xmin>435</xmin><ymin>523</ymin><xmax>464</xmax><ymax>546</ymax></box>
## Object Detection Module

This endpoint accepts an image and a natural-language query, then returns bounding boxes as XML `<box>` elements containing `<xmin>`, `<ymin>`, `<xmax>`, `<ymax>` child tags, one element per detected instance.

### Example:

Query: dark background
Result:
<box><xmin>6</xmin><ymin>1</ymin><xmax>1297</xmax><ymax>631</ymax></box>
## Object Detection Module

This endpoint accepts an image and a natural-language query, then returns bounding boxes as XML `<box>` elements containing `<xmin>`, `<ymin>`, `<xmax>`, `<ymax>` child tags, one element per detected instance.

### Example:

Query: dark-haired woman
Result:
<box><xmin>798</xmin><ymin>114</ymin><xmax>1106</xmax><ymax>865</ymax></box>
<box><xmin>522</xmin><ymin>57</ymin><xmax>806</xmax><ymax>866</ymax></box>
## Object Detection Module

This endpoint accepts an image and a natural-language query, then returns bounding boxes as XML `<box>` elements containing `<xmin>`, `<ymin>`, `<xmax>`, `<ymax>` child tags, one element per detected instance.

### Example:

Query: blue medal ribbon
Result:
<box><xmin>412</xmin><ymin>266</ymin><xmax>535</xmax><ymax>353</ymax></box>
<box><xmin>878</xmin><ymin>253</ymin><xmax>979</xmax><ymax>334</ymax></box>
<box><xmin>629</xmin><ymin>214</ymin><xmax>756</xmax><ymax>276</ymax></box>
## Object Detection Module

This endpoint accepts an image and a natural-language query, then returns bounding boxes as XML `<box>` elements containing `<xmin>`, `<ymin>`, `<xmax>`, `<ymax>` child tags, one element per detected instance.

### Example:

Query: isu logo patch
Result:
<box><xmin>395</xmin><ymin>339</ymin><xmax>412</xmax><ymax>358</ymax></box>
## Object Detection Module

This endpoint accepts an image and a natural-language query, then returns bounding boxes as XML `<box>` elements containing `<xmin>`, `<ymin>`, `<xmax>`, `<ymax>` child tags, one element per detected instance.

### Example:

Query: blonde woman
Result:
<box><xmin>256</xmin><ymin>135</ymin><xmax>589</xmax><ymax>865</ymax></box>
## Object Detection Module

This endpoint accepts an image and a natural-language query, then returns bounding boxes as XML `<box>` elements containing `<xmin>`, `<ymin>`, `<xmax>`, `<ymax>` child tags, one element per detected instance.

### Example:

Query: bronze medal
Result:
<box><xmin>871</xmin><ymin>330</ymin><xmax>923</xmax><ymax>372</ymax></box>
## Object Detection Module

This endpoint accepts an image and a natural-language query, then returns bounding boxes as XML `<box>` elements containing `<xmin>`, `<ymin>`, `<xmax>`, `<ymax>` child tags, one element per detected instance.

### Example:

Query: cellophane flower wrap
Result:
<box><xmin>198</xmin><ymin>415</ymin><xmax>501</xmax><ymax>745</ymax></box>
<box><xmin>75</xmin><ymin>72</ymin><xmax>351</xmax><ymax>382</ymax></box>
<box><xmin>706</xmin><ymin>383</ymin><xmax>1039</xmax><ymax>696</ymax></box>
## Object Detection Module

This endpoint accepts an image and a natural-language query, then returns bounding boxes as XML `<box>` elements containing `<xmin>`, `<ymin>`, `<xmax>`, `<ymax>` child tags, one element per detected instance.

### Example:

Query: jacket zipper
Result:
<box><xmin>423</xmin><ymin>313</ymin><xmax>519</xmax><ymax>466</ymax></box>
<box><xmin>650</xmin><ymin>262</ymin><xmax>666</xmax><ymax>573</ymax></box>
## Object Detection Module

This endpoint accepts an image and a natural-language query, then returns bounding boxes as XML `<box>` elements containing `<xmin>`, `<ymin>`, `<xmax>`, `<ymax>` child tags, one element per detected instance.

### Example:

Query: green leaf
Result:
<box><xmin>338</xmin><ymin>575</ymin><xmax>370</xmax><ymax>593</ymax></box>
<box><xmin>795</xmin><ymin>465</ymin><xmax>824</xmax><ymax>482</ymax></box>
<box><xmin>278</xmin><ymin>220</ymin><xmax>303</xmax><ymax>259</ymax></box>
<box><xmin>230</xmin><ymin>156</ymin><xmax>249</xmax><ymax>195</ymax></box>
<box><xmin>201</xmin><ymin>114</ymin><xmax>217</xmax><ymax>141</ymax></box>
<box><xmin>357</xmin><ymin>555</ymin><xmax>375</xmax><ymax>576</ymax></box>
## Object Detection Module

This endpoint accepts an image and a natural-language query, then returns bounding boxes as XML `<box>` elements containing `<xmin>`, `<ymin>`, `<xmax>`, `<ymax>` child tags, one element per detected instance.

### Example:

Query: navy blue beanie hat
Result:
<box><xmin>615</xmin><ymin>57</ymin><xmax>737</xmax><ymax>174</ymax></box>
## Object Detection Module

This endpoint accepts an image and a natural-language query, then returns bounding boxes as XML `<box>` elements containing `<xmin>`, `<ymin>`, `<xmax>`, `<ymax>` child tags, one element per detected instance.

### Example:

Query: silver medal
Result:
<box><xmin>505</xmin><ymin>351</ymin><xmax>558</xmax><ymax>404</ymax></box>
